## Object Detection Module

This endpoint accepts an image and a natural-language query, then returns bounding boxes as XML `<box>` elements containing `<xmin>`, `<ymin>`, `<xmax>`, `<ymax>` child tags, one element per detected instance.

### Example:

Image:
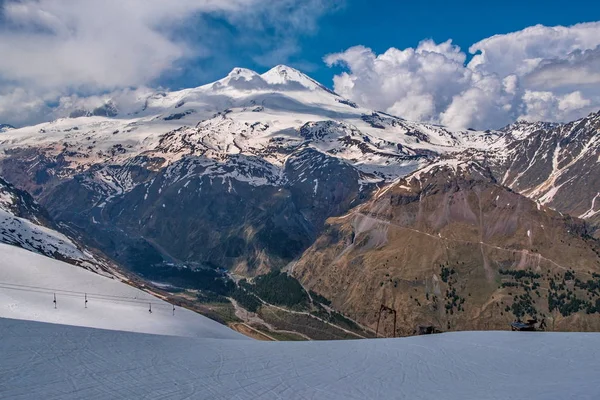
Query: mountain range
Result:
<box><xmin>0</xmin><ymin>65</ymin><xmax>598</xmax><ymax>334</ymax></box>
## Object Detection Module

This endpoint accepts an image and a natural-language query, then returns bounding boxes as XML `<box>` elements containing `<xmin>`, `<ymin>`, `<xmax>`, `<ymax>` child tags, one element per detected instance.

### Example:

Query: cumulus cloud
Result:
<box><xmin>325</xmin><ymin>22</ymin><xmax>600</xmax><ymax>129</ymax></box>
<box><xmin>0</xmin><ymin>0</ymin><xmax>338</xmax><ymax>126</ymax></box>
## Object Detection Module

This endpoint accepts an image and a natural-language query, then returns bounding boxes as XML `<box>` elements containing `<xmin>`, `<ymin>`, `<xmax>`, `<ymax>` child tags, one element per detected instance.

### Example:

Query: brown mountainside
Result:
<box><xmin>293</xmin><ymin>160</ymin><xmax>600</xmax><ymax>335</ymax></box>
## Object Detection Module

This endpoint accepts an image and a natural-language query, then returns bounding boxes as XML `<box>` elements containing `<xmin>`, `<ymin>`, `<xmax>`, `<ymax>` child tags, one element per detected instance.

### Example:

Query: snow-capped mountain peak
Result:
<box><xmin>500</xmin><ymin>119</ymin><xmax>559</xmax><ymax>140</ymax></box>
<box><xmin>228</xmin><ymin>67</ymin><xmax>260</xmax><ymax>79</ymax></box>
<box><xmin>207</xmin><ymin>64</ymin><xmax>335</xmax><ymax>94</ymax></box>
<box><xmin>261</xmin><ymin>64</ymin><xmax>333</xmax><ymax>92</ymax></box>
<box><xmin>213</xmin><ymin>67</ymin><xmax>262</xmax><ymax>89</ymax></box>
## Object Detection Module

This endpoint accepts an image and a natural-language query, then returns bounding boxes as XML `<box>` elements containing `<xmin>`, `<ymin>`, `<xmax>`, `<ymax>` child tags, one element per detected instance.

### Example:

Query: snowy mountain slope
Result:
<box><xmin>63</xmin><ymin>146</ymin><xmax>375</xmax><ymax>274</ymax></box>
<box><xmin>491</xmin><ymin>111</ymin><xmax>600</xmax><ymax>227</ymax></box>
<box><xmin>1</xmin><ymin>317</ymin><xmax>599</xmax><ymax>400</ymax></box>
<box><xmin>0</xmin><ymin>64</ymin><xmax>597</xmax><ymax>278</ymax></box>
<box><xmin>0</xmin><ymin>177</ymin><xmax>112</xmax><ymax>274</ymax></box>
<box><xmin>0</xmin><ymin>243</ymin><xmax>244</xmax><ymax>339</ymax></box>
<box><xmin>0</xmin><ymin>65</ymin><xmax>510</xmax><ymax>204</ymax></box>
<box><xmin>0</xmin><ymin>65</ymin><xmax>504</xmax><ymax>181</ymax></box>
<box><xmin>0</xmin><ymin>66</ymin><xmax>512</xmax><ymax>273</ymax></box>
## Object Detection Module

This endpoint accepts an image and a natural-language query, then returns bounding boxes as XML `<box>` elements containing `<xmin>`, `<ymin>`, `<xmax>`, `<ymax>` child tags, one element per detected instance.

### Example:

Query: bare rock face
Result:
<box><xmin>0</xmin><ymin>124</ymin><xmax>14</xmax><ymax>133</ymax></box>
<box><xmin>1</xmin><ymin>146</ymin><xmax>374</xmax><ymax>275</ymax></box>
<box><xmin>293</xmin><ymin>161</ymin><xmax>600</xmax><ymax>335</ymax></box>
<box><xmin>69</xmin><ymin>101</ymin><xmax>119</xmax><ymax>119</ymax></box>
<box><xmin>0</xmin><ymin>176</ymin><xmax>53</xmax><ymax>225</ymax></box>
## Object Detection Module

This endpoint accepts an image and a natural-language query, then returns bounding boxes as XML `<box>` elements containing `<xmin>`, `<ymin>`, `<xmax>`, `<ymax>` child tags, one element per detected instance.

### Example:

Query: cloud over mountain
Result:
<box><xmin>0</xmin><ymin>0</ymin><xmax>338</xmax><ymax>126</ymax></box>
<box><xmin>325</xmin><ymin>22</ymin><xmax>600</xmax><ymax>129</ymax></box>
<box><xmin>1</xmin><ymin>2</ymin><xmax>598</xmax><ymax>131</ymax></box>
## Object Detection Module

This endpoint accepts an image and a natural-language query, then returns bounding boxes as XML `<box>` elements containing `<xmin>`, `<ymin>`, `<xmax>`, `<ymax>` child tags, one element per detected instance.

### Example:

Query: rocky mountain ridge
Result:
<box><xmin>0</xmin><ymin>65</ymin><xmax>513</xmax><ymax>273</ymax></box>
<box><xmin>491</xmin><ymin>111</ymin><xmax>600</xmax><ymax>227</ymax></box>
<box><xmin>0</xmin><ymin>66</ymin><xmax>598</xmax><ymax>333</ymax></box>
<box><xmin>0</xmin><ymin>177</ymin><xmax>113</xmax><ymax>275</ymax></box>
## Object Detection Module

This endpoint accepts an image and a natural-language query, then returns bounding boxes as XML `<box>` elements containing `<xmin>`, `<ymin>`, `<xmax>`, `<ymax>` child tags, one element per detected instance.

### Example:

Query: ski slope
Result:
<box><xmin>0</xmin><ymin>317</ymin><xmax>599</xmax><ymax>400</ymax></box>
<box><xmin>0</xmin><ymin>243</ymin><xmax>244</xmax><ymax>340</ymax></box>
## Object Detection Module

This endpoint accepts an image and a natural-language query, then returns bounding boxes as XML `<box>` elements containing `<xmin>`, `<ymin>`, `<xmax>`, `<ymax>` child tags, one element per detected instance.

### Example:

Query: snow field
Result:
<box><xmin>0</xmin><ymin>317</ymin><xmax>598</xmax><ymax>399</ymax></box>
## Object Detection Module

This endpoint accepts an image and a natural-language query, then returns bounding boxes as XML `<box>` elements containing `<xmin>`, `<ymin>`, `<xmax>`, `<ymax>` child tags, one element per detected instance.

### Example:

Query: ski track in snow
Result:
<box><xmin>0</xmin><ymin>317</ymin><xmax>599</xmax><ymax>400</ymax></box>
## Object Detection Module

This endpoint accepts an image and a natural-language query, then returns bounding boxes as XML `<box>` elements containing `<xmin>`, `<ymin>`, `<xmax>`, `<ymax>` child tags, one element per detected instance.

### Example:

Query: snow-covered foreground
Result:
<box><xmin>0</xmin><ymin>242</ymin><xmax>598</xmax><ymax>399</ymax></box>
<box><xmin>0</xmin><ymin>318</ymin><xmax>599</xmax><ymax>400</ymax></box>
<box><xmin>0</xmin><ymin>243</ymin><xmax>244</xmax><ymax>340</ymax></box>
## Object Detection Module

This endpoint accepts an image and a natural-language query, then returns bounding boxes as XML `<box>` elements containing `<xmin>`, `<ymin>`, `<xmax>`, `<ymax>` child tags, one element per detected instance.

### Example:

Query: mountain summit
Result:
<box><xmin>208</xmin><ymin>64</ymin><xmax>335</xmax><ymax>95</ymax></box>
<box><xmin>261</xmin><ymin>65</ymin><xmax>334</xmax><ymax>92</ymax></box>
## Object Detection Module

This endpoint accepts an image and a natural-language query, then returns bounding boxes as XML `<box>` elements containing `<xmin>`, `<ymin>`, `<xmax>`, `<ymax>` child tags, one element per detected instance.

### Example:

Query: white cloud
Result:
<box><xmin>0</xmin><ymin>0</ymin><xmax>246</xmax><ymax>91</ymax></box>
<box><xmin>325</xmin><ymin>41</ymin><xmax>474</xmax><ymax>124</ymax></box>
<box><xmin>468</xmin><ymin>23</ymin><xmax>600</xmax><ymax>77</ymax></box>
<box><xmin>519</xmin><ymin>90</ymin><xmax>594</xmax><ymax>123</ymax></box>
<box><xmin>326</xmin><ymin>22</ymin><xmax>600</xmax><ymax>129</ymax></box>
<box><xmin>0</xmin><ymin>0</ymin><xmax>338</xmax><ymax>126</ymax></box>
<box><xmin>0</xmin><ymin>87</ymin><xmax>51</xmax><ymax>127</ymax></box>
<box><xmin>523</xmin><ymin>47</ymin><xmax>600</xmax><ymax>91</ymax></box>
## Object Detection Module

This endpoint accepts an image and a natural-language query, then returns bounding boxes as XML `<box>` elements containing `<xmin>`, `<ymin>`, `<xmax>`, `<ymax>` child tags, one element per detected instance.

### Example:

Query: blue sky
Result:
<box><xmin>310</xmin><ymin>0</ymin><xmax>600</xmax><ymax>83</ymax></box>
<box><xmin>160</xmin><ymin>0</ymin><xmax>600</xmax><ymax>89</ymax></box>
